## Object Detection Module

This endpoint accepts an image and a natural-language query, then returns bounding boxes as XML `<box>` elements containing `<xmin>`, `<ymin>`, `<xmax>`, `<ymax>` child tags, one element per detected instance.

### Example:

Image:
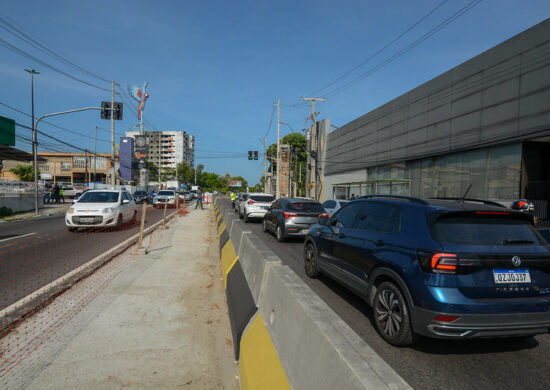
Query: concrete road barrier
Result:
<box><xmin>213</xmin><ymin>197</ymin><xmax>412</xmax><ymax>390</ymax></box>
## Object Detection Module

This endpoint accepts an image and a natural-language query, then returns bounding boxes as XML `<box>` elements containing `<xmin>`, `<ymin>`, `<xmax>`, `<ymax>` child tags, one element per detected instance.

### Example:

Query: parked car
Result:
<box><xmin>235</xmin><ymin>193</ymin><xmax>249</xmax><ymax>213</ymax></box>
<box><xmin>263</xmin><ymin>198</ymin><xmax>328</xmax><ymax>241</ymax></box>
<box><xmin>153</xmin><ymin>190</ymin><xmax>177</xmax><ymax>208</ymax></box>
<box><xmin>66</xmin><ymin>189</ymin><xmax>137</xmax><ymax>231</ymax></box>
<box><xmin>189</xmin><ymin>190</ymin><xmax>197</xmax><ymax>199</ymax></box>
<box><xmin>322</xmin><ymin>199</ymin><xmax>349</xmax><ymax>217</ymax></box>
<box><xmin>72</xmin><ymin>189</ymin><xmax>90</xmax><ymax>203</ymax></box>
<box><xmin>61</xmin><ymin>186</ymin><xmax>78</xmax><ymax>198</ymax></box>
<box><xmin>303</xmin><ymin>195</ymin><xmax>550</xmax><ymax>346</ymax></box>
<box><xmin>240</xmin><ymin>193</ymin><xmax>275</xmax><ymax>222</ymax></box>
<box><xmin>182</xmin><ymin>191</ymin><xmax>192</xmax><ymax>201</ymax></box>
<box><xmin>133</xmin><ymin>190</ymin><xmax>149</xmax><ymax>204</ymax></box>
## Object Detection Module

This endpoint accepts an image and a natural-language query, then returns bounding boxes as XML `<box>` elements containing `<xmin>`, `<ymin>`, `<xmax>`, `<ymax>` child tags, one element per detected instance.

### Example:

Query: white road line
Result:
<box><xmin>0</xmin><ymin>232</ymin><xmax>36</xmax><ymax>244</ymax></box>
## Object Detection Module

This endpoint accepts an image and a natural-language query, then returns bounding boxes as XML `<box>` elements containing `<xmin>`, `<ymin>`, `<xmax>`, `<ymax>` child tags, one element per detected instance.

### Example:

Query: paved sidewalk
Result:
<box><xmin>0</xmin><ymin>207</ymin><xmax>238</xmax><ymax>389</ymax></box>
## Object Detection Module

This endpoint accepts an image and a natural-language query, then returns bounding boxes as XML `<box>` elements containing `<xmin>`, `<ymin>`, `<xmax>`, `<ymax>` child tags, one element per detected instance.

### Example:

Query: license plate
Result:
<box><xmin>493</xmin><ymin>269</ymin><xmax>531</xmax><ymax>284</ymax></box>
<box><xmin>80</xmin><ymin>217</ymin><xmax>93</xmax><ymax>223</ymax></box>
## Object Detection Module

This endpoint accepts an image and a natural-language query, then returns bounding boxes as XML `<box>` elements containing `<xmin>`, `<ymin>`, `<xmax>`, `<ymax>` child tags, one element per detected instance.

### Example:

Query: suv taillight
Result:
<box><xmin>318</xmin><ymin>213</ymin><xmax>329</xmax><ymax>218</ymax></box>
<box><xmin>418</xmin><ymin>251</ymin><xmax>457</xmax><ymax>274</ymax></box>
<box><xmin>248</xmin><ymin>200</ymin><xmax>256</xmax><ymax>205</ymax></box>
<box><xmin>282</xmin><ymin>211</ymin><xmax>298</xmax><ymax>218</ymax></box>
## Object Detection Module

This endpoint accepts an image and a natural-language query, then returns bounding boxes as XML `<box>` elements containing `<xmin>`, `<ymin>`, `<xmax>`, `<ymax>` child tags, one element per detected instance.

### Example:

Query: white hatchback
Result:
<box><xmin>65</xmin><ymin>190</ymin><xmax>138</xmax><ymax>231</ymax></box>
<box><xmin>241</xmin><ymin>193</ymin><xmax>275</xmax><ymax>222</ymax></box>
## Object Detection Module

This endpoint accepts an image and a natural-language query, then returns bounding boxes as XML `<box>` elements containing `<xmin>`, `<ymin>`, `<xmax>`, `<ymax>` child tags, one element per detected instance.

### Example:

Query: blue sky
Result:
<box><xmin>1</xmin><ymin>0</ymin><xmax>550</xmax><ymax>185</ymax></box>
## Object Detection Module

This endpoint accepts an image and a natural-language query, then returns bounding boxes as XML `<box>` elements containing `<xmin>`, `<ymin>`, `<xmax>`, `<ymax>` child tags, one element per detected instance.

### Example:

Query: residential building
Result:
<box><xmin>37</xmin><ymin>152</ymin><xmax>112</xmax><ymax>185</ymax></box>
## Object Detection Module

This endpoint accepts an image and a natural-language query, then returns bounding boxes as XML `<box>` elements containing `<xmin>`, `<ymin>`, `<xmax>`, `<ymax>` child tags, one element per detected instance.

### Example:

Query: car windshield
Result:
<box><xmin>134</xmin><ymin>191</ymin><xmax>147</xmax><ymax>196</ymax></box>
<box><xmin>78</xmin><ymin>191</ymin><xmax>119</xmax><ymax>203</ymax></box>
<box><xmin>287</xmin><ymin>202</ymin><xmax>324</xmax><ymax>212</ymax></box>
<box><xmin>250</xmin><ymin>195</ymin><xmax>274</xmax><ymax>202</ymax></box>
<box><xmin>158</xmin><ymin>191</ymin><xmax>174</xmax><ymax>196</ymax></box>
<box><xmin>430</xmin><ymin>216</ymin><xmax>544</xmax><ymax>245</ymax></box>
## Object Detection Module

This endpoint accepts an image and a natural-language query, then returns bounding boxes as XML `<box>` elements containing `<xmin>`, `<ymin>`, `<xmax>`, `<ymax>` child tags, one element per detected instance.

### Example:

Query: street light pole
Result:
<box><xmin>25</xmin><ymin>68</ymin><xmax>40</xmax><ymax>215</ymax></box>
<box><xmin>276</xmin><ymin>99</ymin><xmax>280</xmax><ymax>199</ymax></box>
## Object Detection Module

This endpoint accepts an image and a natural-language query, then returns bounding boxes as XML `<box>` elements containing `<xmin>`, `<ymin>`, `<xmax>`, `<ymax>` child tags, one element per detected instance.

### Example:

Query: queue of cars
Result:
<box><xmin>234</xmin><ymin>192</ymin><xmax>550</xmax><ymax>347</ymax></box>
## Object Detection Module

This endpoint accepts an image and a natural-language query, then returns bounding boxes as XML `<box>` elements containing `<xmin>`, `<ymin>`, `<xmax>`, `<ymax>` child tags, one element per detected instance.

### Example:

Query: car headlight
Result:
<box><xmin>102</xmin><ymin>207</ymin><xmax>116</xmax><ymax>214</ymax></box>
<box><xmin>68</xmin><ymin>207</ymin><xmax>74</xmax><ymax>214</ymax></box>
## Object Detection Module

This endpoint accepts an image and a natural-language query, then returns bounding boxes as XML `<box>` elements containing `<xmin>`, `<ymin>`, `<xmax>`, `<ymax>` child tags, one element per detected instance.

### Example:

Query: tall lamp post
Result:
<box><xmin>25</xmin><ymin>68</ymin><xmax>40</xmax><ymax>215</ymax></box>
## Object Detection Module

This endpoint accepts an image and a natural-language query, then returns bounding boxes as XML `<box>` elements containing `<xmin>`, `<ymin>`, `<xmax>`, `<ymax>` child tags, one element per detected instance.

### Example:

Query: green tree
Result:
<box><xmin>145</xmin><ymin>161</ymin><xmax>159</xmax><ymax>182</ymax></box>
<box><xmin>161</xmin><ymin>167</ymin><xmax>176</xmax><ymax>182</ymax></box>
<box><xmin>176</xmin><ymin>161</ymin><xmax>194</xmax><ymax>185</ymax></box>
<box><xmin>11</xmin><ymin>164</ymin><xmax>37</xmax><ymax>182</ymax></box>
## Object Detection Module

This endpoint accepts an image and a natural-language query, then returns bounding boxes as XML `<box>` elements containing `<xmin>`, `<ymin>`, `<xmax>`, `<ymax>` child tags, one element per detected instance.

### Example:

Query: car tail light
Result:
<box><xmin>430</xmin><ymin>253</ymin><xmax>457</xmax><ymax>274</ymax></box>
<box><xmin>434</xmin><ymin>315</ymin><xmax>459</xmax><ymax>322</ymax></box>
<box><xmin>248</xmin><ymin>200</ymin><xmax>256</xmax><ymax>205</ymax></box>
<box><xmin>282</xmin><ymin>212</ymin><xmax>298</xmax><ymax>218</ymax></box>
<box><xmin>475</xmin><ymin>211</ymin><xmax>510</xmax><ymax>215</ymax></box>
<box><xmin>318</xmin><ymin>213</ymin><xmax>329</xmax><ymax>218</ymax></box>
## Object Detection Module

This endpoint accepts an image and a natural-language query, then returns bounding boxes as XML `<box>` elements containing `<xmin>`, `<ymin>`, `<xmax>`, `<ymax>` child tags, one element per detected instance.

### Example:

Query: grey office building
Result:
<box><xmin>323</xmin><ymin>18</ymin><xmax>550</xmax><ymax>224</ymax></box>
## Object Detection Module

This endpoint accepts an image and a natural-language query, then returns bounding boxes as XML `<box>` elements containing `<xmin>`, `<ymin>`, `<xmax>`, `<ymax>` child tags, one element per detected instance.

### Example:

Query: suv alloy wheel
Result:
<box><xmin>373</xmin><ymin>281</ymin><xmax>415</xmax><ymax>346</ymax></box>
<box><xmin>304</xmin><ymin>243</ymin><xmax>320</xmax><ymax>278</ymax></box>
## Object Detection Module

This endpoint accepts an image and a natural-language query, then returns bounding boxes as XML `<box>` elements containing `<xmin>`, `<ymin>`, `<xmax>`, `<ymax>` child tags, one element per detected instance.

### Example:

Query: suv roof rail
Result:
<box><xmin>359</xmin><ymin>194</ymin><xmax>429</xmax><ymax>205</ymax></box>
<box><xmin>429</xmin><ymin>197</ymin><xmax>506</xmax><ymax>208</ymax></box>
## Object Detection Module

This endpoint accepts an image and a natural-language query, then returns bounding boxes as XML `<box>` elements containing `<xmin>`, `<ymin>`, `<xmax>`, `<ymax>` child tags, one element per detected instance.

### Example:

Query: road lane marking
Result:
<box><xmin>0</xmin><ymin>232</ymin><xmax>36</xmax><ymax>244</ymax></box>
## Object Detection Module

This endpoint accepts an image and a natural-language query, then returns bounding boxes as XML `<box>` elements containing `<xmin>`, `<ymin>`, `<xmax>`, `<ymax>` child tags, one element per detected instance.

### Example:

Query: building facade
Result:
<box><xmin>37</xmin><ymin>152</ymin><xmax>112</xmax><ymax>185</ymax></box>
<box><xmin>125</xmin><ymin>130</ymin><xmax>195</xmax><ymax>172</ymax></box>
<box><xmin>323</xmin><ymin>18</ymin><xmax>550</xmax><ymax>224</ymax></box>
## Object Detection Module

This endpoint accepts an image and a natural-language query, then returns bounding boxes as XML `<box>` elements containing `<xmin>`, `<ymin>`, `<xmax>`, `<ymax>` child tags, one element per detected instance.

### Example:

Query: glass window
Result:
<box><xmin>356</xmin><ymin>203</ymin><xmax>401</xmax><ymax>233</ymax></box>
<box><xmin>323</xmin><ymin>200</ymin><xmax>336</xmax><ymax>209</ymax></box>
<box><xmin>287</xmin><ymin>202</ymin><xmax>324</xmax><ymax>212</ymax></box>
<box><xmin>61</xmin><ymin>162</ymin><xmax>71</xmax><ymax>172</ymax></box>
<box><xmin>329</xmin><ymin>202</ymin><xmax>363</xmax><ymax>228</ymax></box>
<box><xmin>79</xmin><ymin>191</ymin><xmax>119</xmax><ymax>203</ymax></box>
<box><xmin>250</xmin><ymin>195</ymin><xmax>274</xmax><ymax>202</ymax></box>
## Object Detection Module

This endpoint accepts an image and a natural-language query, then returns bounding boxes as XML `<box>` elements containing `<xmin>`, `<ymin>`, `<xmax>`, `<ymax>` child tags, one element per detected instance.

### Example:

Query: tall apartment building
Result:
<box><xmin>125</xmin><ymin>130</ymin><xmax>195</xmax><ymax>172</ymax></box>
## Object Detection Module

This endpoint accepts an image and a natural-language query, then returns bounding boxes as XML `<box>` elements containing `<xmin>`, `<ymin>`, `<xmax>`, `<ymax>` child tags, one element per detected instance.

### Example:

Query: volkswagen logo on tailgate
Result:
<box><xmin>512</xmin><ymin>256</ymin><xmax>521</xmax><ymax>267</ymax></box>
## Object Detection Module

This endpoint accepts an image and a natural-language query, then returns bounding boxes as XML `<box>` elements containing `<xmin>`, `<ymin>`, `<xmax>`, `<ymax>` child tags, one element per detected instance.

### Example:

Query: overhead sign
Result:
<box><xmin>134</xmin><ymin>135</ymin><xmax>148</xmax><ymax>159</ymax></box>
<box><xmin>230</xmin><ymin>180</ymin><xmax>242</xmax><ymax>187</ymax></box>
<box><xmin>0</xmin><ymin>116</ymin><xmax>15</xmax><ymax>146</ymax></box>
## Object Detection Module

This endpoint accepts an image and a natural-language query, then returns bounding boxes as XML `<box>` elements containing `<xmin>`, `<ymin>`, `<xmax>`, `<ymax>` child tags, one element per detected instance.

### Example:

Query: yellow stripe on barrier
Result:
<box><xmin>217</xmin><ymin>221</ymin><xmax>226</xmax><ymax>238</ymax></box>
<box><xmin>220</xmin><ymin>240</ymin><xmax>238</xmax><ymax>288</ymax></box>
<box><xmin>239</xmin><ymin>314</ymin><xmax>291</xmax><ymax>390</ymax></box>
<box><xmin>216</xmin><ymin>212</ymin><xmax>221</xmax><ymax>223</ymax></box>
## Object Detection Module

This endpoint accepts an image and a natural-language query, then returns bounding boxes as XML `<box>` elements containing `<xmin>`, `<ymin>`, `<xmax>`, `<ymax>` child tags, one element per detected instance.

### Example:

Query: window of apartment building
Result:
<box><xmin>38</xmin><ymin>162</ymin><xmax>50</xmax><ymax>172</ymax></box>
<box><xmin>90</xmin><ymin>156</ymin><xmax>107</xmax><ymax>169</ymax></box>
<box><xmin>73</xmin><ymin>156</ymin><xmax>87</xmax><ymax>169</ymax></box>
<box><xmin>61</xmin><ymin>162</ymin><xmax>71</xmax><ymax>171</ymax></box>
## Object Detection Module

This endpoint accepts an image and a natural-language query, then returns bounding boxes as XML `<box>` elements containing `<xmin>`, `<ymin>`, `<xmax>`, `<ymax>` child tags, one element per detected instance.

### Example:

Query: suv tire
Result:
<box><xmin>276</xmin><ymin>224</ymin><xmax>285</xmax><ymax>242</ymax></box>
<box><xmin>262</xmin><ymin>219</ymin><xmax>268</xmax><ymax>232</ymax></box>
<box><xmin>304</xmin><ymin>243</ymin><xmax>320</xmax><ymax>278</ymax></box>
<box><xmin>373</xmin><ymin>281</ymin><xmax>416</xmax><ymax>347</ymax></box>
<box><xmin>244</xmin><ymin>212</ymin><xmax>249</xmax><ymax>223</ymax></box>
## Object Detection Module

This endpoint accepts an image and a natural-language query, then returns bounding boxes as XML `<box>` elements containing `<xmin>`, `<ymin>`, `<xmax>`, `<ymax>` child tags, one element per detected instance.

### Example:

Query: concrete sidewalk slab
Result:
<box><xmin>0</xmin><ymin>207</ymin><xmax>238</xmax><ymax>389</ymax></box>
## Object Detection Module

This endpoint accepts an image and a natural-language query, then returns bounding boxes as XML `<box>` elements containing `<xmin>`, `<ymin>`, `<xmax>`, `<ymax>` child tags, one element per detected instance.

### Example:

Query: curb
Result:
<box><xmin>0</xmin><ymin>209</ymin><xmax>179</xmax><ymax>333</ymax></box>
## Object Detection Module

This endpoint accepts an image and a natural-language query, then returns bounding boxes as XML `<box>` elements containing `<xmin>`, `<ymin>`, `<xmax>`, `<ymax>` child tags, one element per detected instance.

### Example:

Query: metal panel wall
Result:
<box><xmin>326</xmin><ymin>18</ymin><xmax>550</xmax><ymax>175</ymax></box>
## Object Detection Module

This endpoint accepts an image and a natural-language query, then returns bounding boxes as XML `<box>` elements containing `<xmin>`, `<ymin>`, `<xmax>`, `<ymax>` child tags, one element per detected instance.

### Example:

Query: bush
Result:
<box><xmin>0</xmin><ymin>207</ymin><xmax>14</xmax><ymax>217</ymax></box>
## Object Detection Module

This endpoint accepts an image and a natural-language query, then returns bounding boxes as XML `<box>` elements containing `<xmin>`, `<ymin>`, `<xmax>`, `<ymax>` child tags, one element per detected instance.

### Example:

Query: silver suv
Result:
<box><xmin>240</xmin><ymin>193</ymin><xmax>275</xmax><ymax>222</ymax></box>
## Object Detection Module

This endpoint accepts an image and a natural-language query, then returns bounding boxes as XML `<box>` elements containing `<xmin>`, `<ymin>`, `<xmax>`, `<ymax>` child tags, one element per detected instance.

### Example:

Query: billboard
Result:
<box><xmin>230</xmin><ymin>180</ymin><xmax>242</xmax><ymax>187</ymax></box>
<box><xmin>134</xmin><ymin>135</ymin><xmax>148</xmax><ymax>159</ymax></box>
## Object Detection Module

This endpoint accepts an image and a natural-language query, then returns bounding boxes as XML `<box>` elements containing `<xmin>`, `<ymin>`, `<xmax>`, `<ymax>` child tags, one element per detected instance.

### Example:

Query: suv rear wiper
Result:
<box><xmin>501</xmin><ymin>239</ymin><xmax>535</xmax><ymax>245</ymax></box>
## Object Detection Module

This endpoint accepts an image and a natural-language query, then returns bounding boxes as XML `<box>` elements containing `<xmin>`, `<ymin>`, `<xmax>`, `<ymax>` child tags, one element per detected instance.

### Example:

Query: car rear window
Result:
<box><xmin>79</xmin><ymin>191</ymin><xmax>119</xmax><ymax>203</ymax></box>
<box><xmin>158</xmin><ymin>191</ymin><xmax>175</xmax><ymax>196</ymax></box>
<box><xmin>430</xmin><ymin>216</ymin><xmax>544</xmax><ymax>245</ymax></box>
<box><xmin>250</xmin><ymin>195</ymin><xmax>274</xmax><ymax>202</ymax></box>
<box><xmin>134</xmin><ymin>191</ymin><xmax>147</xmax><ymax>195</ymax></box>
<box><xmin>288</xmin><ymin>202</ymin><xmax>324</xmax><ymax>212</ymax></box>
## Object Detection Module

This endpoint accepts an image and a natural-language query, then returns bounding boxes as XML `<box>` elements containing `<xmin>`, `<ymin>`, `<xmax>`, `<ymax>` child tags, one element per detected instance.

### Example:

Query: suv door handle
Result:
<box><xmin>375</xmin><ymin>240</ymin><xmax>384</xmax><ymax>247</ymax></box>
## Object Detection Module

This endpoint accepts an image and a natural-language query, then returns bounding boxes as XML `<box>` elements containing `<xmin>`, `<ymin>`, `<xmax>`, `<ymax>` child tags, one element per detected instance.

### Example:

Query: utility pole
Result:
<box><xmin>158</xmin><ymin>132</ymin><xmax>161</xmax><ymax>187</ymax></box>
<box><xmin>276</xmin><ymin>99</ymin><xmax>281</xmax><ymax>199</ymax></box>
<box><xmin>25</xmin><ymin>69</ymin><xmax>40</xmax><ymax>215</ymax></box>
<box><xmin>93</xmin><ymin>125</ymin><xmax>97</xmax><ymax>185</ymax></box>
<box><xmin>300</xmin><ymin>97</ymin><xmax>325</xmax><ymax>200</ymax></box>
<box><xmin>111</xmin><ymin>80</ymin><xmax>115</xmax><ymax>187</ymax></box>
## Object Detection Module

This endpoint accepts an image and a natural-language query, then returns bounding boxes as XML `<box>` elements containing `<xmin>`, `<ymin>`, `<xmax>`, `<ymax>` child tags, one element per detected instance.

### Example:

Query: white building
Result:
<box><xmin>125</xmin><ymin>130</ymin><xmax>195</xmax><ymax>172</ymax></box>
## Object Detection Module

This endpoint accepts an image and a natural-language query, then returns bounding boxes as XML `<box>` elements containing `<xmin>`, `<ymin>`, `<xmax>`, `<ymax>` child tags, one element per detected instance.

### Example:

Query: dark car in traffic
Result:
<box><xmin>303</xmin><ymin>195</ymin><xmax>550</xmax><ymax>346</ymax></box>
<box><xmin>133</xmin><ymin>190</ymin><xmax>149</xmax><ymax>204</ymax></box>
<box><xmin>262</xmin><ymin>198</ymin><xmax>328</xmax><ymax>241</ymax></box>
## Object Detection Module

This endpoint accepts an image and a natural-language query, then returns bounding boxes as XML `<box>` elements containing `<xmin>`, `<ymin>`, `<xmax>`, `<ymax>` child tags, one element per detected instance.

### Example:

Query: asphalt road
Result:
<box><xmin>222</xmin><ymin>198</ymin><xmax>550</xmax><ymax>390</ymax></box>
<box><xmin>0</xmin><ymin>204</ymin><xmax>181</xmax><ymax>311</ymax></box>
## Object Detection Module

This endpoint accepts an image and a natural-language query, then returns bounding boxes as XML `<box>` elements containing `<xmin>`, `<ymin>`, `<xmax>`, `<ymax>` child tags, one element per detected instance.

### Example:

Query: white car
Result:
<box><xmin>241</xmin><ymin>193</ymin><xmax>275</xmax><ymax>222</ymax></box>
<box><xmin>61</xmin><ymin>186</ymin><xmax>78</xmax><ymax>198</ymax></box>
<box><xmin>235</xmin><ymin>193</ymin><xmax>249</xmax><ymax>213</ymax></box>
<box><xmin>322</xmin><ymin>199</ymin><xmax>349</xmax><ymax>217</ymax></box>
<box><xmin>65</xmin><ymin>190</ymin><xmax>137</xmax><ymax>231</ymax></box>
<box><xmin>153</xmin><ymin>190</ymin><xmax>177</xmax><ymax>208</ymax></box>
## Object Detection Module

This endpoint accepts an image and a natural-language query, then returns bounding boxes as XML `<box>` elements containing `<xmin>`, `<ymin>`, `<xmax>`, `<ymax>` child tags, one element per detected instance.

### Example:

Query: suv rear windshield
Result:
<box><xmin>288</xmin><ymin>202</ymin><xmax>324</xmax><ymax>212</ymax></box>
<box><xmin>430</xmin><ymin>216</ymin><xmax>544</xmax><ymax>245</ymax></box>
<box><xmin>250</xmin><ymin>195</ymin><xmax>274</xmax><ymax>202</ymax></box>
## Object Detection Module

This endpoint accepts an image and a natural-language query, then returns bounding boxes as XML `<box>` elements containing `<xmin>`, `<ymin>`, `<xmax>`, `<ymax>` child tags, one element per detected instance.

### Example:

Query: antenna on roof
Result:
<box><xmin>461</xmin><ymin>184</ymin><xmax>472</xmax><ymax>204</ymax></box>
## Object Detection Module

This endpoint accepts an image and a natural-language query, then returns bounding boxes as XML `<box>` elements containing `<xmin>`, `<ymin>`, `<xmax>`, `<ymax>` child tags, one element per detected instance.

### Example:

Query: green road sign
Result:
<box><xmin>0</xmin><ymin>116</ymin><xmax>15</xmax><ymax>146</ymax></box>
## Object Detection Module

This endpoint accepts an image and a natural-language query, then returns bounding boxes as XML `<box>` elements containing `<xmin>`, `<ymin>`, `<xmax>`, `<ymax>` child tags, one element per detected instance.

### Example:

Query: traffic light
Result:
<box><xmin>248</xmin><ymin>150</ymin><xmax>253</xmax><ymax>160</ymax></box>
<box><xmin>101</xmin><ymin>101</ymin><xmax>111</xmax><ymax>119</ymax></box>
<box><xmin>113</xmin><ymin>102</ymin><xmax>123</xmax><ymax>120</ymax></box>
<box><xmin>254</xmin><ymin>150</ymin><xmax>259</xmax><ymax>160</ymax></box>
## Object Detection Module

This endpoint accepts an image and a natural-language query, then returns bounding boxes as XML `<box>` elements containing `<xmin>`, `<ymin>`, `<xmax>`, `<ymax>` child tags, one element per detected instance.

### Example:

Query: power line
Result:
<box><xmin>0</xmin><ymin>37</ymin><xmax>112</xmax><ymax>92</ymax></box>
<box><xmin>308</xmin><ymin>0</ymin><xmax>450</xmax><ymax>97</ymax></box>
<box><xmin>323</xmin><ymin>0</ymin><xmax>483</xmax><ymax>99</ymax></box>
<box><xmin>0</xmin><ymin>14</ymin><xmax>111</xmax><ymax>84</ymax></box>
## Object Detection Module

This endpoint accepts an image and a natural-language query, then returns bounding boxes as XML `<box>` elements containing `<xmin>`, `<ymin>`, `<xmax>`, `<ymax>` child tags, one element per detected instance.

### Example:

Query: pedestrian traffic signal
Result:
<box><xmin>113</xmin><ymin>102</ymin><xmax>123</xmax><ymax>120</ymax></box>
<box><xmin>101</xmin><ymin>101</ymin><xmax>111</xmax><ymax>119</ymax></box>
<box><xmin>254</xmin><ymin>150</ymin><xmax>259</xmax><ymax>160</ymax></box>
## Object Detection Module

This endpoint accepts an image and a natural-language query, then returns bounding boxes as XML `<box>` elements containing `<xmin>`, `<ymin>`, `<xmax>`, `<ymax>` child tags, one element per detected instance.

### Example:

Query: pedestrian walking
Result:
<box><xmin>53</xmin><ymin>185</ymin><xmax>60</xmax><ymax>203</ymax></box>
<box><xmin>195</xmin><ymin>187</ymin><xmax>204</xmax><ymax>210</ymax></box>
<box><xmin>59</xmin><ymin>187</ymin><xmax>65</xmax><ymax>203</ymax></box>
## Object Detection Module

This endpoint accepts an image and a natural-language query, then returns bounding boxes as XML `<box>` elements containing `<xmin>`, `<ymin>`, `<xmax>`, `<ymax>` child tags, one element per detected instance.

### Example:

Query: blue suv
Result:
<box><xmin>303</xmin><ymin>195</ymin><xmax>550</xmax><ymax>346</ymax></box>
